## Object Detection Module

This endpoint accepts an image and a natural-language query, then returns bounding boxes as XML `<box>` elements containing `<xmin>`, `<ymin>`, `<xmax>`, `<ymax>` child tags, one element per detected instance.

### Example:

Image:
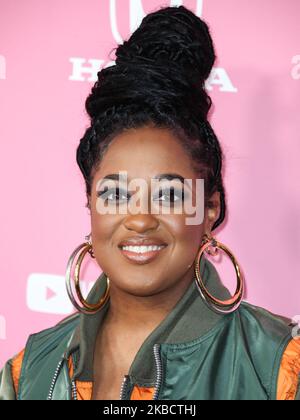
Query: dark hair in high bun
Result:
<box><xmin>77</xmin><ymin>5</ymin><xmax>226</xmax><ymax>231</ymax></box>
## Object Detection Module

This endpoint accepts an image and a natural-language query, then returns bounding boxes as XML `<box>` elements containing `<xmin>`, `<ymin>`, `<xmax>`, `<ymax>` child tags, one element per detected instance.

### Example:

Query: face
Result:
<box><xmin>88</xmin><ymin>125</ymin><xmax>219</xmax><ymax>298</ymax></box>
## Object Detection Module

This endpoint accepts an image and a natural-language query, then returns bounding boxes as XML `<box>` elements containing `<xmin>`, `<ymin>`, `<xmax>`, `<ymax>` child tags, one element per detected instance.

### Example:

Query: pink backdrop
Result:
<box><xmin>0</xmin><ymin>0</ymin><xmax>299</xmax><ymax>368</ymax></box>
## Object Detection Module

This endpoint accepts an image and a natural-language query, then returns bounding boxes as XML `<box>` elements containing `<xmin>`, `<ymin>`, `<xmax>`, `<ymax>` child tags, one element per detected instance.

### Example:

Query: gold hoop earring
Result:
<box><xmin>65</xmin><ymin>234</ymin><xmax>110</xmax><ymax>314</ymax></box>
<box><xmin>194</xmin><ymin>234</ymin><xmax>244</xmax><ymax>314</ymax></box>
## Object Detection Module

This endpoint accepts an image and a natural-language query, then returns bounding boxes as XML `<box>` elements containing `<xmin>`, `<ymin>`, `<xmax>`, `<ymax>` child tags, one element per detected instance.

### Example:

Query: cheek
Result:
<box><xmin>91</xmin><ymin>214</ymin><xmax>120</xmax><ymax>249</ymax></box>
<box><xmin>162</xmin><ymin>215</ymin><xmax>204</xmax><ymax>260</ymax></box>
<box><xmin>164</xmin><ymin>214</ymin><xmax>202</xmax><ymax>241</ymax></box>
<box><xmin>90</xmin><ymin>214</ymin><xmax>120</xmax><ymax>274</ymax></box>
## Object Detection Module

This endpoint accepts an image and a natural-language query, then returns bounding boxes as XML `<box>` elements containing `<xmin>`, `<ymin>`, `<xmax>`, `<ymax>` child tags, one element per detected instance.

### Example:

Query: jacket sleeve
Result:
<box><xmin>0</xmin><ymin>359</ymin><xmax>17</xmax><ymax>400</ymax></box>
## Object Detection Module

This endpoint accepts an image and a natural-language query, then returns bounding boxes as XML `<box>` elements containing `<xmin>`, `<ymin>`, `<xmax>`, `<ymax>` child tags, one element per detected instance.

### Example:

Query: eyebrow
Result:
<box><xmin>99</xmin><ymin>173</ymin><xmax>186</xmax><ymax>184</ymax></box>
<box><xmin>100</xmin><ymin>173</ymin><xmax>191</xmax><ymax>190</ymax></box>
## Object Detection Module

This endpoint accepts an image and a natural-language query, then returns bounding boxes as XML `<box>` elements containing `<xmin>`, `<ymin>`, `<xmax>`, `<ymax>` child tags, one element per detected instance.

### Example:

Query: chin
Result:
<box><xmin>113</xmin><ymin>275</ymin><xmax>168</xmax><ymax>297</ymax></box>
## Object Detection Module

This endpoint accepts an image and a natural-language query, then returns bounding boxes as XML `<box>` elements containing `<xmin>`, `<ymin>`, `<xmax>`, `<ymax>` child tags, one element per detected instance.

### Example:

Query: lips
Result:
<box><xmin>119</xmin><ymin>245</ymin><xmax>167</xmax><ymax>265</ymax></box>
<box><xmin>118</xmin><ymin>237</ymin><xmax>168</xmax><ymax>265</ymax></box>
<box><xmin>118</xmin><ymin>237</ymin><xmax>168</xmax><ymax>247</ymax></box>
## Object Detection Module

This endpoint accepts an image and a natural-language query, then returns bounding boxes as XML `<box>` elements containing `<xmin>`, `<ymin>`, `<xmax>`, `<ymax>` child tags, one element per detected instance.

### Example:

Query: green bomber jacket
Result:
<box><xmin>0</xmin><ymin>257</ymin><xmax>299</xmax><ymax>400</ymax></box>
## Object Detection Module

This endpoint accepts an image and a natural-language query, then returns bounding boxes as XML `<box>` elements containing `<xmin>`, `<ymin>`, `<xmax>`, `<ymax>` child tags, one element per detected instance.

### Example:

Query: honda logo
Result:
<box><xmin>69</xmin><ymin>0</ymin><xmax>237</xmax><ymax>92</ymax></box>
<box><xmin>110</xmin><ymin>0</ymin><xmax>203</xmax><ymax>45</ymax></box>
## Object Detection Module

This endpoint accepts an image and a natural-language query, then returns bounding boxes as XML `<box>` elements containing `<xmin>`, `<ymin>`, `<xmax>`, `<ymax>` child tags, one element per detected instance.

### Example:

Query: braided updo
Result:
<box><xmin>76</xmin><ymin>5</ymin><xmax>226</xmax><ymax>231</ymax></box>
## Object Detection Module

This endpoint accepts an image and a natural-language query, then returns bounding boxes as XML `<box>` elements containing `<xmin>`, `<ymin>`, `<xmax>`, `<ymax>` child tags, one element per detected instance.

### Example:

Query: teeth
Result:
<box><xmin>121</xmin><ymin>245</ymin><xmax>164</xmax><ymax>253</ymax></box>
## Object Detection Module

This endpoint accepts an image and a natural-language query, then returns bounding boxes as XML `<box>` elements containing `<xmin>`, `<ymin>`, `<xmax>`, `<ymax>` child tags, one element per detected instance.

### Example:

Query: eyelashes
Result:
<box><xmin>97</xmin><ymin>187</ymin><xmax>130</xmax><ymax>203</ymax></box>
<box><xmin>96</xmin><ymin>186</ymin><xmax>187</xmax><ymax>204</ymax></box>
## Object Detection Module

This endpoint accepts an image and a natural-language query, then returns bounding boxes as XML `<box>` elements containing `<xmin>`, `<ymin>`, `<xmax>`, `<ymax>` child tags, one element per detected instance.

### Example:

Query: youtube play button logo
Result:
<box><xmin>26</xmin><ymin>273</ymin><xmax>74</xmax><ymax>314</ymax></box>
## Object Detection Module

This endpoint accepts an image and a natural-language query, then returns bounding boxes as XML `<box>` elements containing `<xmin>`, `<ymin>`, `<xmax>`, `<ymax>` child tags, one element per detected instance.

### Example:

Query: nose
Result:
<box><xmin>123</xmin><ymin>213</ymin><xmax>159</xmax><ymax>233</ymax></box>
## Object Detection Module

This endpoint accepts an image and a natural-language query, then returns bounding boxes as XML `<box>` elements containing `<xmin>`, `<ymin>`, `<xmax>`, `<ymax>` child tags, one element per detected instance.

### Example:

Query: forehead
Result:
<box><xmin>95</xmin><ymin>126</ymin><xmax>196</xmax><ymax>180</ymax></box>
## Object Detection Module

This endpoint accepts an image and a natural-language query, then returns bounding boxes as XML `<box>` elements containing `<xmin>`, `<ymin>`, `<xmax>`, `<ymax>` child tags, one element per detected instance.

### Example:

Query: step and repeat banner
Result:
<box><xmin>0</xmin><ymin>0</ymin><xmax>299</xmax><ymax>366</ymax></box>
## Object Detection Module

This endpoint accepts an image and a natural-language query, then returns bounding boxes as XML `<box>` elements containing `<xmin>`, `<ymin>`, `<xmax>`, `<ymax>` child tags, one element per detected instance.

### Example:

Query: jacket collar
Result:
<box><xmin>66</xmin><ymin>256</ymin><xmax>231</xmax><ymax>384</ymax></box>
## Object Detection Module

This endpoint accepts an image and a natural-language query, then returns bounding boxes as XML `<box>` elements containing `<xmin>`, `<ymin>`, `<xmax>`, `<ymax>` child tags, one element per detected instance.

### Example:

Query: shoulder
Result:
<box><xmin>236</xmin><ymin>301</ymin><xmax>299</xmax><ymax>400</ymax></box>
<box><xmin>238</xmin><ymin>301</ymin><xmax>294</xmax><ymax>337</ymax></box>
<box><xmin>0</xmin><ymin>313</ymin><xmax>80</xmax><ymax>400</ymax></box>
<box><xmin>277</xmin><ymin>337</ymin><xmax>300</xmax><ymax>400</ymax></box>
<box><xmin>0</xmin><ymin>357</ymin><xmax>17</xmax><ymax>400</ymax></box>
<box><xmin>26</xmin><ymin>312</ymin><xmax>80</xmax><ymax>351</ymax></box>
<box><xmin>236</xmin><ymin>301</ymin><xmax>294</xmax><ymax>362</ymax></box>
<box><xmin>20</xmin><ymin>312</ymin><xmax>80</xmax><ymax>368</ymax></box>
<box><xmin>20</xmin><ymin>312</ymin><xmax>80</xmax><ymax>377</ymax></box>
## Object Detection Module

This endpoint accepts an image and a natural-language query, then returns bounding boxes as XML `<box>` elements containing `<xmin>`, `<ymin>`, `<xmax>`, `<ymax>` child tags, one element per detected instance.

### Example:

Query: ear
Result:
<box><xmin>204</xmin><ymin>191</ymin><xmax>221</xmax><ymax>233</ymax></box>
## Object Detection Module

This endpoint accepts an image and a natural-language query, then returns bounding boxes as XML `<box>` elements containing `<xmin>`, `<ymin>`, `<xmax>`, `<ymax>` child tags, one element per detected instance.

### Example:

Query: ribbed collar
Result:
<box><xmin>66</xmin><ymin>256</ymin><xmax>231</xmax><ymax>384</ymax></box>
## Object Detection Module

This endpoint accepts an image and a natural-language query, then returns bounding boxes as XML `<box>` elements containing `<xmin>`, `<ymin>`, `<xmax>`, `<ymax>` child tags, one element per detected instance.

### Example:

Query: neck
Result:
<box><xmin>104</xmin><ymin>266</ymin><xmax>196</xmax><ymax>333</ymax></box>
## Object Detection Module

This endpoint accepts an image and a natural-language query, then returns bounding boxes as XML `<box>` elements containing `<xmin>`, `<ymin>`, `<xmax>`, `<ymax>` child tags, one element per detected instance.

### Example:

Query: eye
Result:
<box><xmin>153</xmin><ymin>187</ymin><xmax>185</xmax><ymax>204</ymax></box>
<box><xmin>97</xmin><ymin>187</ymin><xmax>130</xmax><ymax>203</ymax></box>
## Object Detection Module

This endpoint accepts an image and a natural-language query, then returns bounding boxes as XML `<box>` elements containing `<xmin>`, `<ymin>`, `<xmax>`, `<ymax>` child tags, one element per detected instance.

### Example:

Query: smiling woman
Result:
<box><xmin>0</xmin><ymin>5</ymin><xmax>299</xmax><ymax>401</ymax></box>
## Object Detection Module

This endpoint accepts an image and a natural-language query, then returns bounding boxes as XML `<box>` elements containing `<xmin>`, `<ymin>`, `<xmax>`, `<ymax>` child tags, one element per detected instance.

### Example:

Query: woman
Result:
<box><xmin>0</xmin><ymin>5</ymin><xmax>299</xmax><ymax>400</ymax></box>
